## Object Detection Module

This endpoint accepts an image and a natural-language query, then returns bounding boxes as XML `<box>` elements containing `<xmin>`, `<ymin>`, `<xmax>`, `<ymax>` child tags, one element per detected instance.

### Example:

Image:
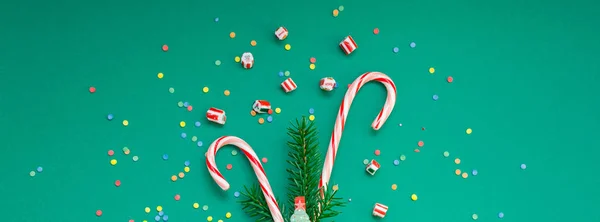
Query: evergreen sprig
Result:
<box><xmin>238</xmin><ymin>116</ymin><xmax>345</xmax><ymax>221</ymax></box>
<box><xmin>285</xmin><ymin>117</ymin><xmax>323</xmax><ymax>221</ymax></box>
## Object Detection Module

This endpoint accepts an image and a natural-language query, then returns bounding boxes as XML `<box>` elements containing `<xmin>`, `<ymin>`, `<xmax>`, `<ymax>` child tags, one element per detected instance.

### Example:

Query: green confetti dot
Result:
<box><xmin>338</xmin><ymin>5</ymin><xmax>344</xmax><ymax>11</ymax></box>
<box><xmin>363</xmin><ymin>159</ymin><xmax>369</xmax><ymax>165</ymax></box>
<box><xmin>231</xmin><ymin>150</ymin><xmax>238</xmax><ymax>156</ymax></box>
<box><xmin>177</xmin><ymin>101</ymin><xmax>184</xmax><ymax>107</ymax></box>
<box><xmin>29</xmin><ymin>171</ymin><xmax>36</xmax><ymax>177</ymax></box>
<box><xmin>169</xmin><ymin>87</ymin><xmax>175</xmax><ymax>93</ymax></box>
<box><xmin>215</xmin><ymin>60</ymin><xmax>221</xmax><ymax>66</ymax></box>
<box><xmin>284</xmin><ymin>71</ymin><xmax>290</xmax><ymax>76</ymax></box>
<box><xmin>443</xmin><ymin>151</ymin><xmax>450</xmax><ymax>157</ymax></box>
<box><xmin>202</xmin><ymin>205</ymin><xmax>209</xmax><ymax>210</ymax></box>
<box><xmin>400</xmin><ymin>155</ymin><xmax>406</xmax><ymax>161</ymax></box>
<box><xmin>192</xmin><ymin>136</ymin><xmax>198</xmax><ymax>142</ymax></box>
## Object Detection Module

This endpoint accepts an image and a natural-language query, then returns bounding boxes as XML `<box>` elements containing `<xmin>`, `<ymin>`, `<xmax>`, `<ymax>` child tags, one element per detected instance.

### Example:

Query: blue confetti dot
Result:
<box><xmin>472</xmin><ymin>169</ymin><xmax>478</xmax><ymax>176</ymax></box>
<box><xmin>184</xmin><ymin>160</ymin><xmax>190</xmax><ymax>166</ymax></box>
<box><xmin>214</xmin><ymin>17</ymin><xmax>219</xmax><ymax>22</ymax></box>
<box><xmin>308</xmin><ymin>108</ymin><xmax>315</xmax><ymax>114</ymax></box>
<box><xmin>234</xmin><ymin>191</ymin><xmax>240</xmax><ymax>198</ymax></box>
<box><xmin>162</xmin><ymin>154</ymin><xmax>169</xmax><ymax>160</ymax></box>
<box><xmin>433</xmin><ymin>95</ymin><xmax>439</xmax><ymax>101</ymax></box>
<box><xmin>520</xmin><ymin>164</ymin><xmax>527</xmax><ymax>169</ymax></box>
<box><xmin>334</xmin><ymin>82</ymin><xmax>338</xmax><ymax>88</ymax></box>
<box><xmin>36</xmin><ymin>166</ymin><xmax>43</xmax><ymax>172</ymax></box>
<box><xmin>393</xmin><ymin>160</ymin><xmax>400</xmax><ymax>166</ymax></box>
<box><xmin>278</xmin><ymin>71</ymin><xmax>284</xmax><ymax>77</ymax></box>
<box><xmin>197</xmin><ymin>141</ymin><xmax>203</xmax><ymax>147</ymax></box>
<box><xmin>267</xmin><ymin>116</ymin><xmax>273</xmax><ymax>123</ymax></box>
<box><xmin>195</xmin><ymin>121</ymin><xmax>201</xmax><ymax>127</ymax></box>
<box><xmin>107</xmin><ymin>114</ymin><xmax>114</xmax><ymax>120</ymax></box>
<box><xmin>154</xmin><ymin>215</ymin><xmax>160</xmax><ymax>221</ymax></box>
<box><xmin>393</xmin><ymin>47</ymin><xmax>399</xmax><ymax>53</ymax></box>
<box><xmin>498</xmin><ymin>212</ymin><xmax>504</xmax><ymax>218</ymax></box>
<box><xmin>181</xmin><ymin>132</ymin><xmax>187</xmax><ymax>138</ymax></box>
<box><xmin>410</xmin><ymin>42</ymin><xmax>416</xmax><ymax>48</ymax></box>
<box><xmin>163</xmin><ymin>215</ymin><xmax>169</xmax><ymax>221</ymax></box>
<box><xmin>159</xmin><ymin>211</ymin><xmax>164</xmax><ymax>216</ymax></box>
<box><xmin>183</xmin><ymin>102</ymin><xmax>189</xmax><ymax>107</ymax></box>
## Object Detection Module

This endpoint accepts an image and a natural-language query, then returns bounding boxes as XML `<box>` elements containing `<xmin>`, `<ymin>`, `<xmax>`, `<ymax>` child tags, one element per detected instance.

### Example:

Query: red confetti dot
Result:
<box><xmin>162</xmin><ymin>44</ymin><xmax>169</xmax><ymax>52</ymax></box>
<box><xmin>174</xmin><ymin>194</ymin><xmax>181</xmax><ymax>201</ymax></box>
<box><xmin>115</xmin><ymin>180</ymin><xmax>121</xmax><ymax>187</ymax></box>
<box><xmin>89</xmin><ymin>86</ymin><xmax>96</xmax><ymax>93</ymax></box>
<box><xmin>267</xmin><ymin>109</ymin><xmax>273</xmax><ymax>115</ymax></box>
<box><xmin>129</xmin><ymin>220</ymin><xmax>134</xmax><ymax>222</ymax></box>
<box><xmin>95</xmin><ymin>210</ymin><xmax>103</xmax><ymax>217</ymax></box>
<box><xmin>107</xmin><ymin>150</ymin><xmax>114</xmax><ymax>156</ymax></box>
<box><xmin>226</xmin><ymin>164</ymin><xmax>233</xmax><ymax>170</ymax></box>
<box><xmin>418</xmin><ymin>141</ymin><xmax>424</xmax><ymax>147</ymax></box>
<box><xmin>374</xmin><ymin>149</ymin><xmax>381</xmax><ymax>156</ymax></box>
<box><xmin>310</xmin><ymin>57</ymin><xmax>316</xmax><ymax>63</ymax></box>
<box><xmin>187</xmin><ymin>105</ymin><xmax>193</xmax><ymax>111</ymax></box>
<box><xmin>373</xmin><ymin>28</ymin><xmax>380</xmax><ymax>35</ymax></box>
<box><xmin>261</xmin><ymin>157</ymin><xmax>268</xmax><ymax>163</ymax></box>
<box><xmin>414</xmin><ymin>149</ymin><xmax>420</xmax><ymax>153</ymax></box>
<box><xmin>447</xmin><ymin>76</ymin><xmax>453</xmax><ymax>83</ymax></box>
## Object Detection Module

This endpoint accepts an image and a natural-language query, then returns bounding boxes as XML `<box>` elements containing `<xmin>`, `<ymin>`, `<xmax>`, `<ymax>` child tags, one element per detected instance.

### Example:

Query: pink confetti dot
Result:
<box><xmin>261</xmin><ymin>157</ymin><xmax>268</xmax><ymax>163</ymax></box>
<box><xmin>107</xmin><ymin>150</ymin><xmax>114</xmax><ymax>156</ymax></box>
<box><xmin>174</xmin><ymin>194</ymin><xmax>181</xmax><ymax>201</ymax></box>
<box><xmin>187</xmin><ymin>105</ymin><xmax>193</xmax><ymax>111</ymax></box>
<box><xmin>418</xmin><ymin>141</ymin><xmax>424</xmax><ymax>147</ymax></box>
<box><xmin>162</xmin><ymin>44</ymin><xmax>169</xmax><ymax>52</ymax></box>
<box><xmin>226</xmin><ymin>164</ymin><xmax>233</xmax><ymax>170</ymax></box>
<box><xmin>95</xmin><ymin>210</ymin><xmax>102</xmax><ymax>217</ymax></box>
<box><xmin>115</xmin><ymin>180</ymin><xmax>121</xmax><ymax>187</ymax></box>
<box><xmin>374</xmin><ymin>149</ymin><xmax>381</xmax><ymax>156</ymax></box>
<box><xmin>89</xmin><ymin>86</ymin><xmax>96</xmax><ymax>93</ymax></box>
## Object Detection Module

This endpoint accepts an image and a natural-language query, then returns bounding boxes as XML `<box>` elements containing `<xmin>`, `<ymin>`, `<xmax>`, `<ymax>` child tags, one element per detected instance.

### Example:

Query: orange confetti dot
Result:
<box><xmin>250</xmin><ymin>40</ymin><xmax>257</xmax><ymax>46</ymax></box>
<box><xmin>250</xmin><ymin>110</ymin><xmax>257</xmax><ymax>116</ymax></box>
<box><xmin>333</xmin><ymin>9</ymin><xmax>339</xmax><ymax>17</ymax></box>
<box><xmin>229</xmin><ymin>32</ymin><xmax>236</xmax><ymax>38</ymax></box>
<box><xmin>178</xmin><ymin>172</ymin><xmax>185</xmax><ymax>178</ymax></box>
<box><xmin>171</xmin><ymin>175</ymin><xmax>177</xmax><ymax>182</ymax></box>
<box><xmin>462</xmin><ymin>172</ymin><xmax>468</xmax><ymax>178</ymax></box>
<box><xmin>455</xmin><ymin>169</ymin><xmax>461</xmax><ymax>175</ymax></box>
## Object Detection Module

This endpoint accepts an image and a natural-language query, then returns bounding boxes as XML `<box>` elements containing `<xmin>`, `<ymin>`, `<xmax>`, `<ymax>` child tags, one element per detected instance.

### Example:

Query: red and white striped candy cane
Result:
<box><xmin>206</xmin><ymin>136</ymin><xmax>284</xmax><ymax>222</ymax></box>
<box><xmin>319</xmin><ymin>72</ymin><xmax>397</xmax><ymax>191</ymax></box>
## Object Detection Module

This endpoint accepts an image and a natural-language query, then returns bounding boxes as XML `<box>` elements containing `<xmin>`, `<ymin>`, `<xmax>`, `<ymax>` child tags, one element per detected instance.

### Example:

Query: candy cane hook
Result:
<box><xmin>319</xmin><ymin>72</ymin><xmax>397</xmax><ymax>192</ymax></box>
<box><xmin>206</xmin><ymin>136</ymin><xmax>284</xmax><ymax>222</ymax></box>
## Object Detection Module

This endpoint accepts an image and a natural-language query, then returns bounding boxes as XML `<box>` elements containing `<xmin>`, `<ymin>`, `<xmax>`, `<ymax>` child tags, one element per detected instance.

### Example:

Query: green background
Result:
<box><xmin>1</xmin><ymin>0</ymin><xmax>599</xmax><ymax>221</ymax></box>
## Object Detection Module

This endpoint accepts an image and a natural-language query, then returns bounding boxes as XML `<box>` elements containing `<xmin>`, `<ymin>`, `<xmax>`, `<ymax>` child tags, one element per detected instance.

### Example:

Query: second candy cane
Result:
<box><xmin>319</xmin><ymin>72</ymin><xmax>397</xmax><ymax>191</ymax></box>
<box><xmin>206</xmin><ymin>136</ymin><xmax>284</xmax><ymax>222</ymax></box>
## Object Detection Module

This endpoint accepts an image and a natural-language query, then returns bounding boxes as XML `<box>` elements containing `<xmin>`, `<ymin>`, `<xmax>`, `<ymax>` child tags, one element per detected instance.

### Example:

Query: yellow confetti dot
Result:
<box><xmin>333</xmin><ymin>9</ymin><xmax>339</xmax><ymax>17</ymax></box>
<box><xmin>275</xmin><ymin>107</ymin><xmax>281</xmax><ymax>114</ymax></box>
<box><xmin>309</xmin><ymin>64</ymin><xmax>316</xmax><ymax>70</ymax></box>
<box><xmin>193</xmin><ymin>203</ymin><xmax>199</xmax><ymax>209</ymax></box>
<box><xmin>157</xmin><ymin>72</ymin><xmax>164</xmax><ymax>79</ymax></box>
<box><xmin>171</xmin><ymin>175</ymin><xmax>177</xmax><ymax>182</ymax></box>
<box><xmin>250</xmin><ymin>110</ymin><xmax>256</xmax><ymax>116</ymax></box>
<box><xmin>184</xmin><ymin>166</ymin><xmax>190</xmax><ymax>172</ymax></box>
<box><xmin>207</xmin><ymin>216</ymin><xmax>213</xmax><ymax>222</ymax></box>
<box><xmin>472</xmin><ymin>214</ymin><xmax>479</xmax><ymax>220</ymax></box>
<box><xmin>156</xmin><ymin>206</ymin><xmax>163</xmax><ymax>212</ymax></box>
<box><xmin>178</xmin><ymin>172</ymin><xmax>185</xmax><ymax>178</ymax></box>
<box><xmin>332</xmin><ymin>184</ymin><xmax>339</xmax><ymax>191</ymax></box>
<box><xmin>462</xmin><ymin>172</ymin><xmax>468</xmax><ymax>178</ymax></box>
<box><xmin>455</xmin><ymin>169</ymin><xmax>461</xmax><ymax>175</ymax></box>
<box><xmin>411</xmin><ymin>194</ymin><xmax>418</xmax><ymax>201</ymax></box>
<box><xmin>258</xmin><ymin>118</ymin><xmax>265</xmax><ymax>124</ymax></box>
<box><xmin>284</xmin><ymin>44</ymin><xmax>291</xmax><ymax>50</ymax></box>
<box><xmin>203</xmin><ymin>87</ymin><xmax>209</xmax><ymax>93</ymax></box>
<box><xmin>455</xmin><ymin>158</ymin><xmax>461</xmax><ymax>164</ymax></box>
<box><xmin>143</xmin><ymin>220</ymin><xmax>147</xmax><ymax>222</ymax></box>
<box><xmin>250</xmin><ymin>40</ymin><xmax>257</xmax><ymax>46</ymax></box>
<box><xmin>122</xmin><ymin>120</ymin><xmax>129</xmax><ymax>126</ymax></box>
<box><xmin>180</xmin><ymin>121</ymin><xmax>186</xmax><ymax>128</ymax></box>
<box><xmin>144</xmin><ymin>207</ymin><xmax>150</xmax><ymax>213</ymax></box>
<box><xmin>234</xmin><ymin>56</ymin><xmax>240</xmax><ymax>63</ymax></box>
<box><xmin>229</xmin><ymin>32</ymin><xmax>235</xmax><ymax>38</ymax></box>
<box><xmin>110</xmin><ymin>159</ymin><xmax>117</xmax><ymax>166</ymax></box>
<box><xmin>391</xmin><ymin>184</ymin><xmax>397</xmax><ymax>190</ymax></box>
<box><xmin>429</xmin><ymin>67</ymin><xmax>435</xmax><ymax>74</ymax></box>
<box><xmin>225</xmin><ymin>212</ymin><xmax>232</xmax><ymax>218</ymax></box>
<box><xmin>309</xmin><ymin>115</ymin><xmax>315</xmax><ymax>121</ymax></box>
<box><xmin>218</xmin><ymin>220</ymin><xmax>223</xmax><ymax>222</ymax></box>
<box><xmin>224</xmin><ymin>90</ymin><xmax>230</xmax><ymax>96</ymax></box>
<box><xmin>466</xmin><ymin>128</ymin><xmax>472</xmax><ymax>134</ymax></box>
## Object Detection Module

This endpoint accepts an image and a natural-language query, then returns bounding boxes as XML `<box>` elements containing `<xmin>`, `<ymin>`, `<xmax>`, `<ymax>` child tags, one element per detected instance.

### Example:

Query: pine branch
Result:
<box><xmin>317</xmin><ymin>184</ymin><xmax>347</xmax><ymax>220</ymax></box>
<box><xmin>286</xmin><ymin>117</ymin><xmax>323</xmax><ymax>221</ymax></box>
<box><xmin>239</xmin><ymin>184</ymin><xmax>290</xmax><ymax>222</ymax></box>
